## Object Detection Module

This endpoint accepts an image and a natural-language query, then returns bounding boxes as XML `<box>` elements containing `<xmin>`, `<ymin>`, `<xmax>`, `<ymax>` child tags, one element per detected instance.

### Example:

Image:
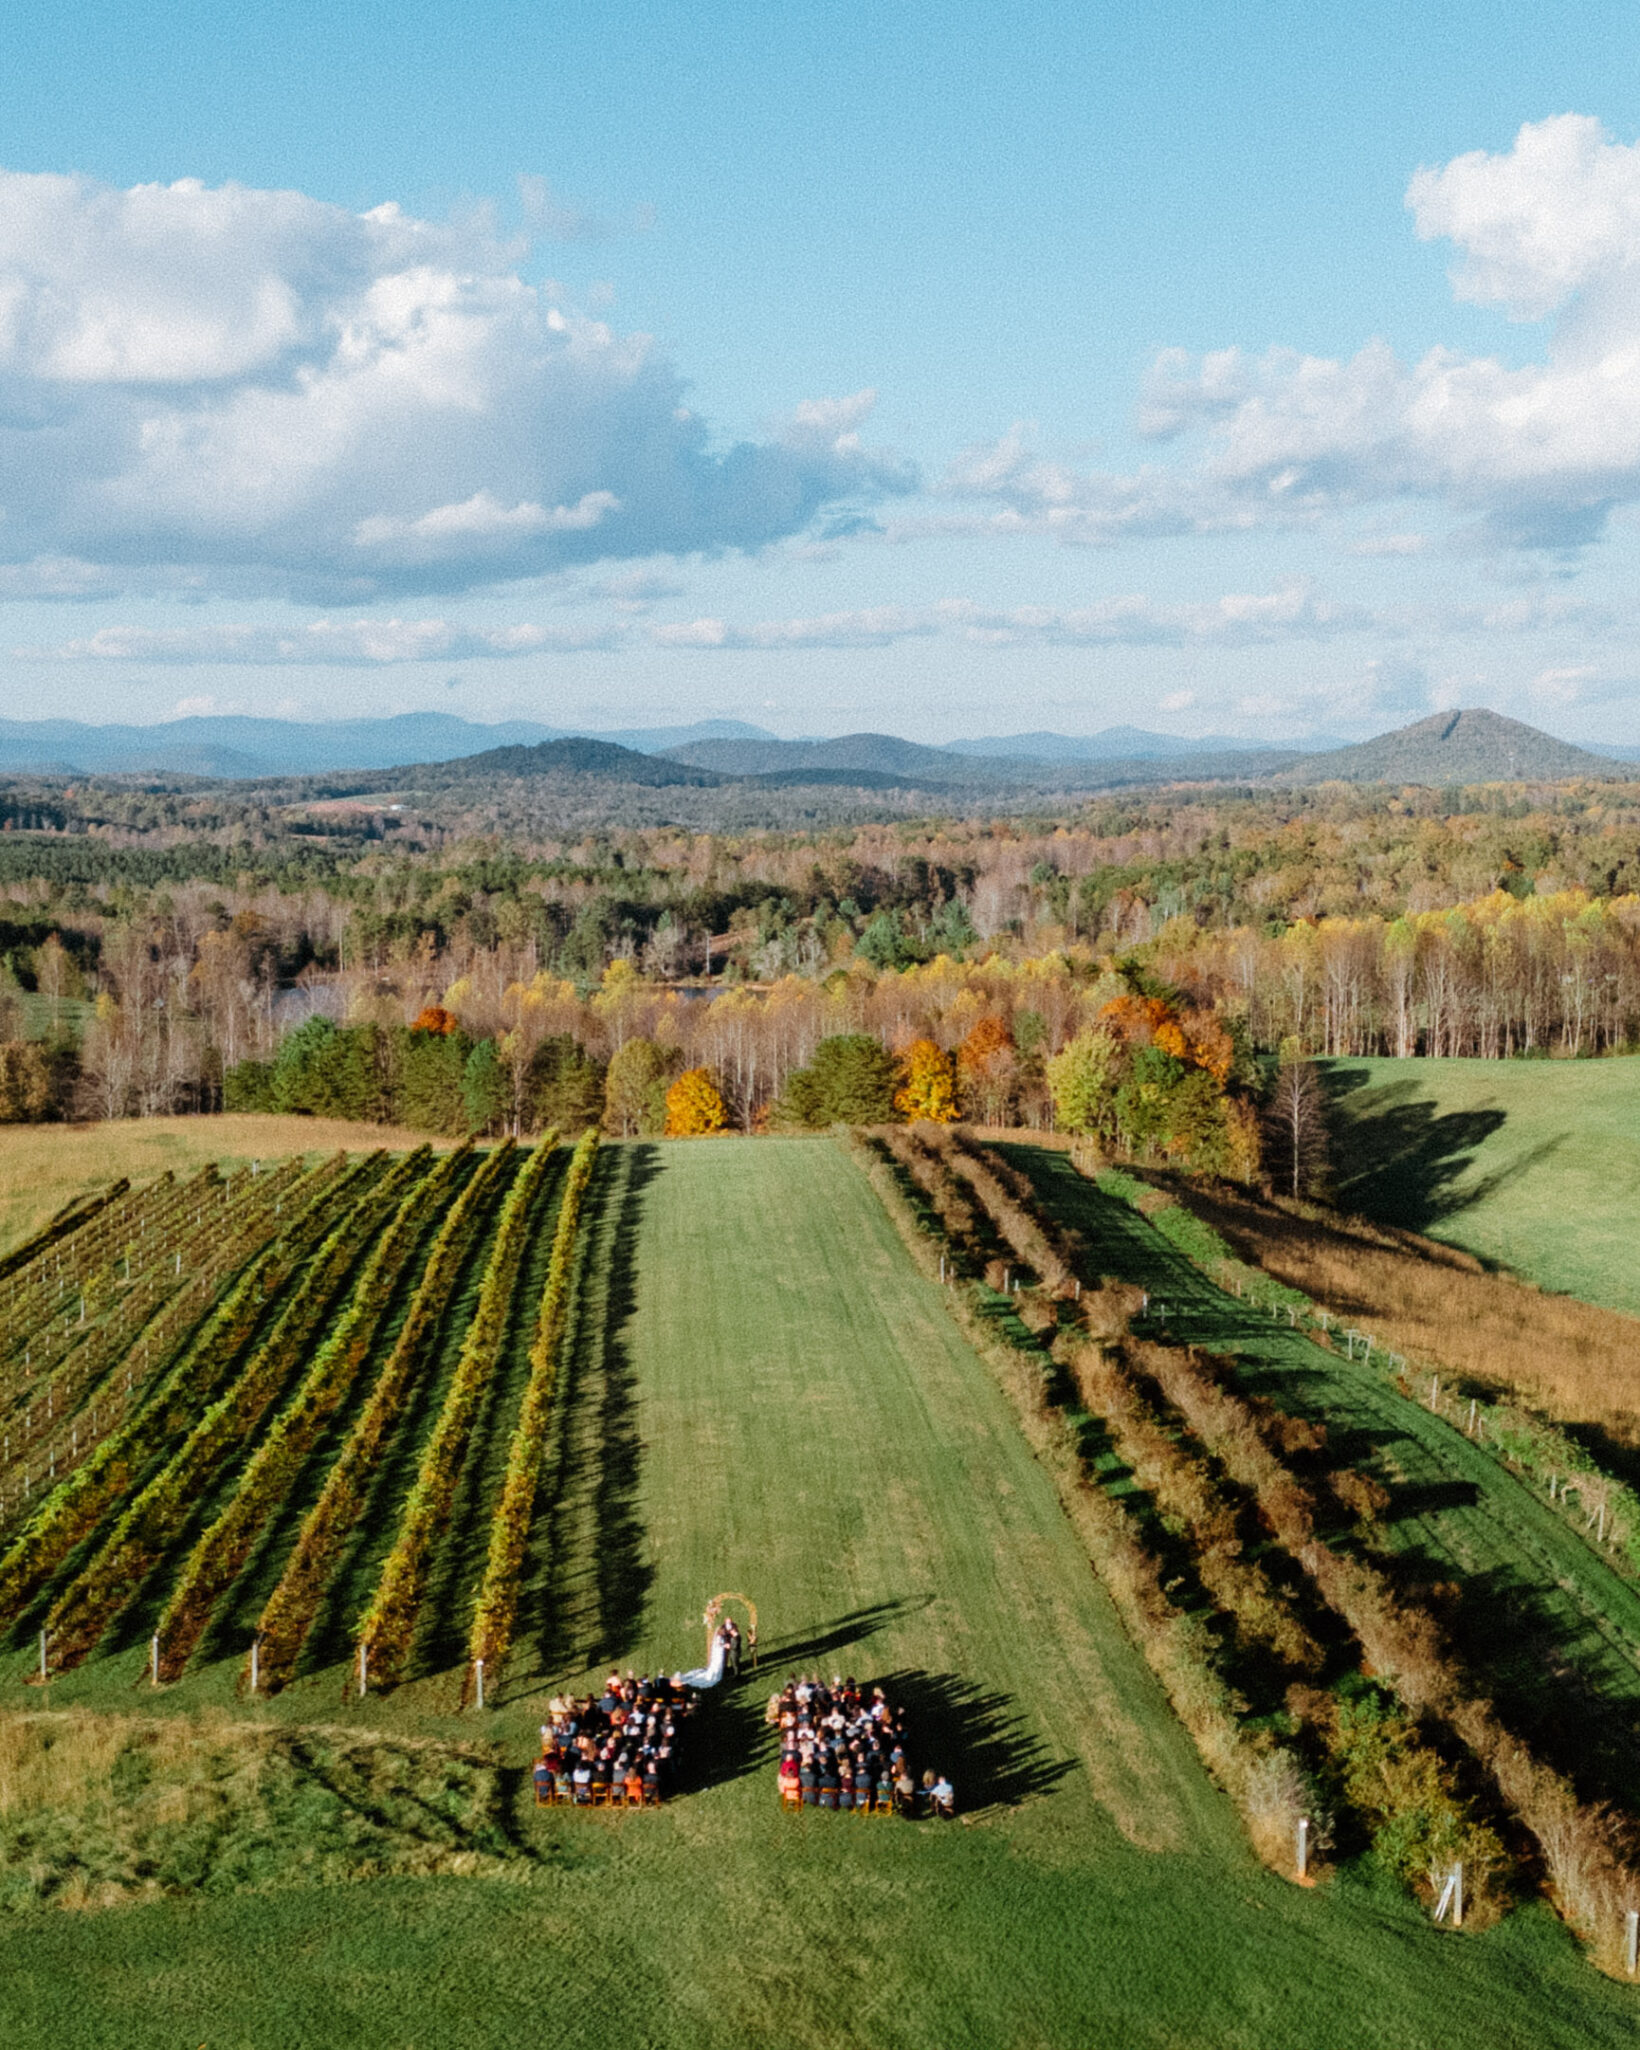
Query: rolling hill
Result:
<box><xmin>1278</xmin><ymin>708</ymin><xmax>1617</xmax><ymax>785</ymax></box>
<box><xmin>0</xmin><ymin>715</ymin><xmax>772</xmax><ymax>780</ymax></box>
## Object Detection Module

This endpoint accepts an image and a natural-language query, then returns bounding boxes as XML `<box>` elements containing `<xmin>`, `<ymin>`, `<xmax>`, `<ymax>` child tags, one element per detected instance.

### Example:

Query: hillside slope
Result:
<box><xmin>1324</xmin><ymin>1055</ymin><xmax>1640</xmax><ymax>1313</ymax></box>
<box><xmin>1282</xmin><ymin>708</ymin><xmax>1615</xmax><ymax>785</ymax></box>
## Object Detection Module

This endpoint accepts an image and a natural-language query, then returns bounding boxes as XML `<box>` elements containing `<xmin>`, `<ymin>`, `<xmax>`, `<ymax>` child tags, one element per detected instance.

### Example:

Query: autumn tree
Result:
<box><xmin>957</xmin><ymin>1015</ymin><xmax>1017</xmax><ymax>1124</ymax></box>
<box><xmin>664</xmin><ymin>1066</ymin><xmax>729</xmax><ymax>1136</ymax></box>
<box><xmin>1045</xmin><ymin>1029</ymin><xmax>1120</xmax><ymax>1137</ymax></box>
<box><xmin>1266</xmin><ymin>1050</ymin><xmax>1330</xmax><ymax>1197</ymax></box>
<box><xmin>0</xmin><ymin>1041</ymin><xmax>52</xmax><ymax>1122</ymax></box>
<box><xmin>895</xmin><ymin>1037</ymin><xmax>959</xmax><ymax>1122</ymax></box>
<box><xmin>603</xmin><ymin>1036</ymin><xmax>680</xmax><ymax>1136</ymax></box>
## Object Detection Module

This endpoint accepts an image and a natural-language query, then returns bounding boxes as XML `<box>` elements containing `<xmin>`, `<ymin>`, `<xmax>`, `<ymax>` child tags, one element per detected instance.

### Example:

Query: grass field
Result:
<box><xmin>1325</xmin><ymin>1056</ymin><xmax>1640</xmax><ymax>1313</ymax></box>
<box><xmin>0</xmin><ymin>1138</ymin><xmax>1635</xmax><ymax>2047</ymax></box>
<box><xmin>0</xmin><ymin>1114</ymin><xmax>449</xmax><ymax>1256</ymax></box>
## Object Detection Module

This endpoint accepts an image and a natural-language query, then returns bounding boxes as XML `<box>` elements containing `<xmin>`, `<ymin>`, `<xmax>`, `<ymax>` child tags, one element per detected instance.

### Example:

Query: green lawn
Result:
<box><xmin>1</xmin><ymin>1139</ymin><xmax>1637</xmax><ymax>2046</ymax></box>
<box><xmin>1324</xmin><ymin>1055</ymin><xmax>1640</xmax><ymax>1312</ymax></box>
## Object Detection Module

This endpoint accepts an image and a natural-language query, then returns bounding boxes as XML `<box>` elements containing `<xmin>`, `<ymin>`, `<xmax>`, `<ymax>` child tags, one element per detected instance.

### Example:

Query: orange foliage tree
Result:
<box><xmin>895</xmin><ymin>1037</ymin><xmax>959</xmax><ymax>1122</ymax></box>
<box><xmin>957</xmin><ymin>1015</ymin><xmax>1016</xmax><ymax>1123</ymax></box>
<box><xmin>664</xmin><ymin>1066</ymin><xmax>730</xmax><ymax>1136</ymax></box>
<box><xmin>411</xmin><ymin>1005</ymin><xmax>460</xmax><ymax>1036</ymax></box>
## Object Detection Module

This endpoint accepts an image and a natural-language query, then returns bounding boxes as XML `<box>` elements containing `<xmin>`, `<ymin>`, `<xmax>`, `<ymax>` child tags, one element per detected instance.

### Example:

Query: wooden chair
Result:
<box><xmin>780</xmin><ymin>1782</ymin><xmax>803</xmax><ymax>1812</ymax></box>
<box><xmin>591</xmin><ymin>1783</ymin><xmax>611</xmax><ymax>1808</ymax></box>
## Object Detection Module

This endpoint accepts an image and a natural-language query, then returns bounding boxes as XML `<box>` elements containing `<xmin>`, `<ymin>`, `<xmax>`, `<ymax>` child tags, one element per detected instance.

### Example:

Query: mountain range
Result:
<box><xmin>0</xmin><ymin>706</ymin><xmax>1629</xmax><ymax>791</ymax></box>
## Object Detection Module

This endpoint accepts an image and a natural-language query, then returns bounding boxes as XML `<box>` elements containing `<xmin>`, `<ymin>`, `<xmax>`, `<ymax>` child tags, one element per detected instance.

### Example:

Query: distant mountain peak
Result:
<box><xmin>1281</xmin><ymin>707</ymin><xmax>1614</xmax><ymax>786</ymax></box>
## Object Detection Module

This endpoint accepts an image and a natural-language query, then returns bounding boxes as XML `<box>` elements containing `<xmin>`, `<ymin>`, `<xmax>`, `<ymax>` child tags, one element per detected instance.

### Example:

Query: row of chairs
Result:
<box><xmin>535</xmin><ymin>1778</ymin><xmax>662</xmax><ymax>1808</ymax></box>
<box><xmin>780</xmin><ymin>1782</ymin><xmax>900</xmax><ymax>1815</ymax></box>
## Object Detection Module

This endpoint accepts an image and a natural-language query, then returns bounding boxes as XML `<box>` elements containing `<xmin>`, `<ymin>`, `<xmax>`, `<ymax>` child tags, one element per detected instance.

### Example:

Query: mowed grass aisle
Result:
<box><xmin>1</xmin><ymin>1139</ymin><xmax>1636</xmax><ymax>2048</ymax></box>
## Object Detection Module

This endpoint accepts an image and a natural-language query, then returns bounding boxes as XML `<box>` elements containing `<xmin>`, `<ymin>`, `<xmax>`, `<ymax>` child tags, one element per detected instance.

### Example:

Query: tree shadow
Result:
<box><xmin>875</xmin><ymin>1667</ymin><xmax>1078</xmax><ymax>1813</ymax></box>
<box><xmin>1323</xmin><ymin>1071</ymin><xmax>1540</xmax><ymax>1232</ymax></box>
<box><xmin>669</xmin><ymin>1599</ymin><xmax>924</xmax><ymax>1795</ymax></box>
<box><xmin>668</xmin><ymin>1606</ymin><xmax>1074</xmax><ymax>1815</ymax></box>
<box><xmin>1393</xmin><ymin>1556</ymin><xmax>1640</xmax><ymax>1814</ymax></box>
<box><xmin>1379</xmin><ymin>1478</ymin><xmax>1483</xmax><ymax>1523</ymax></box>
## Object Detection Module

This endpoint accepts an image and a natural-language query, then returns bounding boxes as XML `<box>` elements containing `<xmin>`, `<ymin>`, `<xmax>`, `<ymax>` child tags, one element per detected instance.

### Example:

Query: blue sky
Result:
<box><xmin>5</xmin><ymin>1</ymin><xmax>1640</xmax><ymax>741</ymax></box>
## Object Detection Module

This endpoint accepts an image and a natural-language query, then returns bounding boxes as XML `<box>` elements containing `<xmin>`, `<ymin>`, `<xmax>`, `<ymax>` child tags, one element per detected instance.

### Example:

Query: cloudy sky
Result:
<box><xmin>7</xmin><ymin>1</ymin><xmax>1640</xmax><ymax>743</ymax></box>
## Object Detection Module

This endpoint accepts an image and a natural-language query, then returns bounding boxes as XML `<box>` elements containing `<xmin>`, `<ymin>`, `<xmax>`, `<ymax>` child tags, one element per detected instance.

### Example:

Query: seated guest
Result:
<box><xmin>533</xmin><ymin>1757</ymin><xmax>554</xmax><ymax>1800</ymax></box>
<box><xmin>894</xmin><ymin>1768</ymin><xmax>916</xmax><ymax>1816</ymax></box>
<box><xmin>916</xmin><ymin>1770</ymin><xmax>936</xmax><ymax>1819</ymax></box>
<box><xmin>624</xmin><ymin>1763</ymin><xmax>645</xmax><ymax>1806</ymax></box>
<box><xmin>931</xmin><ymin>1773</ymin><xmax>955</xmax><ymax>1818</ymax></box>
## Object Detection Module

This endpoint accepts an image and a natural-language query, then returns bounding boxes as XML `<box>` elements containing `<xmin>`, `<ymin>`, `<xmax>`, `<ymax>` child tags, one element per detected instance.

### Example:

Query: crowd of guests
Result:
<box><xmin>534</xmin><ymin>1670</ymin><xmax>698</xmax><ymax>1806</ymax></box>
<box><xmin>770</xmin><ymin>1674</ymin><xmax>956</xmax><ymax>1817</ymax></box>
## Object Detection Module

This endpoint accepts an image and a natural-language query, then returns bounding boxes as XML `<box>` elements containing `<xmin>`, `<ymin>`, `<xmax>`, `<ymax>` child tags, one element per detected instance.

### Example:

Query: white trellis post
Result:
<box><xmin>150</xmin><ymin>1635</ymin><xmax>160</xmax><ymax>1686</ymax></box>
<box><xmin>1625</xmin><ymin>1907</ymin><xmax>1638</xmax><ymax>1977</ymax></box>
<box><xmin>1296</xmin><ymin>1816</ymin><xmax>1310</xmax><ymax>1881</ymax></box>
<box><xmin>38</xmin><ymin>1628</ymin><xmax>47</xmax><ymax>1683</ymax></box>
<box><xmin>358</xmin><ymin>1643</ymin><xmax>368</xmax><ymax>1698</ymax></box>
<box><xmin>249</xmin><ymin>1637</ymin><xmax>260</xmax><ymax>1695</ymax></box>
<box><xmin>475</xmin><ymin>1658</ymin><xmax>485</xmax><ymax>1710</ymax></box>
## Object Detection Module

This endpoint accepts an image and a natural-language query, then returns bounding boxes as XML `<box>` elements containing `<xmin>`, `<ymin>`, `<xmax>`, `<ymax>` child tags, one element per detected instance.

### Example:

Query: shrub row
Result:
<box><xmin>358</xmin><ymin>1139</ymin><xmax>561</xmax><ymax>1688</ymax></box>
<box><xmin>1056</xmin><ymin>1333</ymin><xmax>1323</xmax><ymax>1676</ymax></box>
<box><xmin>1139</xmin><ymin>1340</ymin><xmax>1640</xmax><ymax>1972</ymax></box>
<box><xmin>877</xmin><ymin>1128</ymin><xmax>982</xmax><ymax>1268</ymax></box>
<box><xmin>254</xmin><ymin>1140</ymin><xmax>522</xmax><ymax>1693</ymax></box>
<box><xmin>152</xmin><ymin>1145</ymin><xmax>459</xmax><ymax>1678</ymax></box>
<box><xmin>468</xmin><ymin>1130</ymin><xmax>599</xmax><ymax>1684</ymax></box>
<box><xmin>937</xmin><ymin>1129</ymin><xmax>1078</xmax><ymax>1292</ymax></box>
<box><xmin>0</xmin><ymin>1153</ymin><xmax>363</xmax><ymax>1626</ymax></box>
<box><xmin>0</xmin><ymin>1160</ymin><xmax>310</xmax><ymax>1499</ymax></box>
<box><xmin>0</xmin><ymin>1173</ymin><xmax>198</xmax><ymax>1377</ymax></box>
<box><xmin>42</xmin><ymin>1152</ymin><xmax>418</xmax><ymax>1669</ymax></box>
<box><xmin>0</xmin><ymin>1180</ymin><xmax>128</xmax><ymax>1287</ymax></box>
<box><xmin>843</xmin><ymin>1129</ymin><xmax>1322</xmax><ymax>1882</ymax></box>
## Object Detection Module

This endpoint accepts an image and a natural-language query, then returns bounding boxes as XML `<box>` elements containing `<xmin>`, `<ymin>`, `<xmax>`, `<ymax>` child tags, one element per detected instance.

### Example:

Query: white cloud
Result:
<box><xmin>0</xmin><ymin>171</ymin><xmax>911</xmax><ymax>599</ymax></box>
<box><xmin>652</xmin><ymin>604</ymin><xmax>935</xmax><ymax>650</ymax></box>
<box><xmin>947</xmin><ymin>118</ymin><xmax>1640</xmax><ymax>552</ymax></box>
<box><xmin>27</xmin><ymin>617</ymin><xmax>621</xmax><ymax>664</ymax></box>
<box><xmin>652</xmin><ymin>583</ymin><xmax>1374</xmax><ymax>652</ymax></box>
<box><xmin>26</xmin><ymin>575</ymin><xmax>1611</xmax><ymax>671</ymax></box>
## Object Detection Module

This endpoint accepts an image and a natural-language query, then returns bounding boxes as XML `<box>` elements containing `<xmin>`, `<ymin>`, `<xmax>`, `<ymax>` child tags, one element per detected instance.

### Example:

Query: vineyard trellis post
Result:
<box><xmin>1296</xmin><ymin>1816</ymin><xmax>1310</xmax><ymax>1881</ymax></box>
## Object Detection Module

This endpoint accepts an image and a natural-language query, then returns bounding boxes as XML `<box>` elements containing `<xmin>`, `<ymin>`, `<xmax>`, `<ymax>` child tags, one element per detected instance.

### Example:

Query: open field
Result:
<box><xmin>0</xmin><ymin>1114</ymin><xmax>450</xmax><ymax>1257</ymax></box>
<box><xmin>0</xmin><ymin>1139</ymin><xmax>1634</xmax><ymax>2044</ymax></box>
<box><xmin>1171</xmin><ymin>1177</ymin><xmax>1640</xmax><ymax>1446</ymax></box>
<box><xmin>1325</xmin><ymin>1056</ymin><xmax>1640</xmax><ymax>1313</ymax></box>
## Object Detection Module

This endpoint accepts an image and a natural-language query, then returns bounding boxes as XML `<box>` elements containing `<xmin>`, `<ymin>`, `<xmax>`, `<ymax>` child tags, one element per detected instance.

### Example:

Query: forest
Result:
<box><xmin>3</xmin><ymin>772</ymin><xmax>1640</xmax><ymax>1141</ymax></box>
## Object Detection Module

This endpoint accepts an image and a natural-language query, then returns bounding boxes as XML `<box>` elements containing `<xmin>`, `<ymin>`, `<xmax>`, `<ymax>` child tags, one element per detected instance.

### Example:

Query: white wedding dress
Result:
<box><xmin>680</xmin><ymin>1630</ymin><xmax>729</xmax><ymax>1690</ymax></box>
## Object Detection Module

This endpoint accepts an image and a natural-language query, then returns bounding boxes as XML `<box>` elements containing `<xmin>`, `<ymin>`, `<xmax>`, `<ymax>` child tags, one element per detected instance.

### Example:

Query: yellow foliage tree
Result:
<box><xmin>894</xmin><ymin>1037</ymin><xmax>959</xmax><ymax>1122</ymax></box>
<box><xmin>664</xmin><ymin>1066</ymin><xmax>730</xmax><ymax>1136</ymax></box>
